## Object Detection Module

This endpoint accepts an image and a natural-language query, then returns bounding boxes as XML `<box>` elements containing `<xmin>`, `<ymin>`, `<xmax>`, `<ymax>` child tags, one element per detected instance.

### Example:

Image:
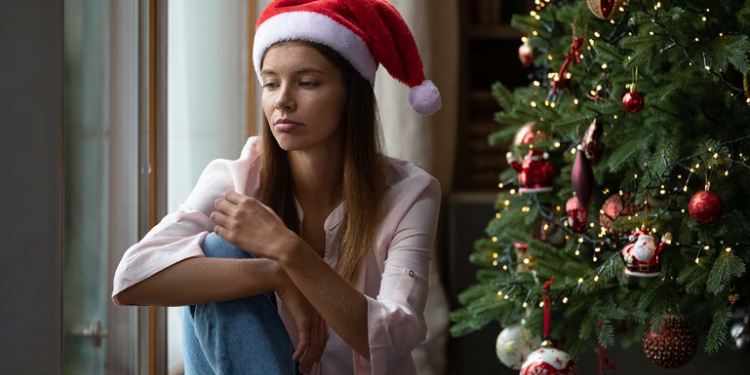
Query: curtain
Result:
<box><xmin>376</xmin><ymin>1</ymin><xmax>459</xmax><ymax>374</ymax></box>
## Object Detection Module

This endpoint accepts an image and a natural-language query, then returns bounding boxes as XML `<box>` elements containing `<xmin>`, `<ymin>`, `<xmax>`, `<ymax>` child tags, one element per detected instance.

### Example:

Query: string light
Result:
<box><xmin>495</xmin><ymin>213</ymin><xmax>502</xmax><ymax>219</ymax></box>
<box><xmin>523</xmin><ymin>302</ymin><xmax>529</xmax><ymax>308</ymax></box>
<box><xmin>497</xmin><ymin>291</ymin><xmax>503</xmax><ymax>296</ymax></box>
<box><xmin>510</xmin><ymin>189</ymin><xmax>517</xmax><ymax>195</ymax></box>
<box><xmin>726</xmin><ymin>247</ymin><xmax>732</xmax><ymax>253</ymax></box>
<box><xmin>498</xmin><ymin>183</ymin><xmax>504</xmax><ymax>188</ymax></box>
<box><xmin>594</xmin><ymin>275</ymin><xmax>599</xmax><ymax>282</ymax></box>
<box><xmin>539</xmin><ymin>301</ymin><xmax>545</xmax><ymax>307</ymax></box>
<box><xmin>492</xmin><ymin>253</ymin><xmax>498</xmax><ymax>259</ymax></box>
<box><xmin>503</xmin><ymin>265</ymin><xmax>508</xmax><ymax>270</ymax></box>
<box><xmin>492</xmin><ymin>261</ymin><xmax>498</xmax><ymax>266</ymax></box>
<box><xmin>562</xmin><ymin>297</ymin><xmax>569</xmax><ymax>304</ymax></box>
<box><xmin>578</xmin><ymin>277</ymin><xmax>584</xmax><ymax>284</ymax></box>
<box><xmin>492</xmin><ymin>236</ymin><xmax>498</xmax><ymax>242</ymax></box>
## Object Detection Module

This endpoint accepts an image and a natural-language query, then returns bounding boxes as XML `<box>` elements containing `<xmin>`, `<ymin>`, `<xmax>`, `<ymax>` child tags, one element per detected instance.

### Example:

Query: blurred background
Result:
<box><xmin>1</xmin><ymin>0</ymin><xmax>747</xmax><ymax>374</ymax></box>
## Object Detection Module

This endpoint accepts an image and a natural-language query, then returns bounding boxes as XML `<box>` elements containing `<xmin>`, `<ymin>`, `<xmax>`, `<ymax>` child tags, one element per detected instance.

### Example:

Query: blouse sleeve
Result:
<box><xmin>111</xmin><ymin>137</ymin><xmax>260</xmax><ymax>306</ymax></box>
<box><xmin>353</xmin><ymin>176</ymin><xmax>442</xmax><ymax>375</ymax></box>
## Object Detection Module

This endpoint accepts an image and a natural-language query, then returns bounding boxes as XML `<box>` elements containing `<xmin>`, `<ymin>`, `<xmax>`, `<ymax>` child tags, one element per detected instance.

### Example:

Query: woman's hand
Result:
<box><xmin>276</xmin><ymin>269</ymin><xmax>329</xmax><ymax>373</ymax></box>
<box><xmin>211</xmin><ymin>191</ymin><xmax>295</xmax><ymax>260</ymax></box>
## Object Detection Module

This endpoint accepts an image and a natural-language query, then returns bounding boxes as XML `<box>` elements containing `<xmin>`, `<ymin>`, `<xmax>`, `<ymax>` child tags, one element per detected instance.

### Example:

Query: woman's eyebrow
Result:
<box><xmin>261</xmin><ymin>67</ymin><xmax>325</xmax><ymax>75</ymax></box>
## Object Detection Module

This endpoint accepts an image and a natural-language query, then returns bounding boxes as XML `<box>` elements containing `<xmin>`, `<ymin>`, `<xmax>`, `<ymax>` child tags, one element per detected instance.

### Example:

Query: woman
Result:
<box><xmin>112</xmin><ymin>1</ymin><xmax>443</xmax><ymax>374</ymax></box>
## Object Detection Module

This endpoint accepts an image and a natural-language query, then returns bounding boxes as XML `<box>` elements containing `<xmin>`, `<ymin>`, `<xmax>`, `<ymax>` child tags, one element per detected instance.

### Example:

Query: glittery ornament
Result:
<box><xmin>642</xmin><ymin>315</ymin><xmax>697</xmax><ymax>369</ymax></box>
<box><xmin>587</xmin><ymin>0</ymin><xmax>625</xmax><ymax>20</ymax></box>
<box><xmin>599</xmin><ymin>193</ymin><xmax>639</xmax><ymax>236</ymax></box>
<box><xmin>507</xmin><ymin>150</ymin><xmax>555</xmax><ymax>193</ymax></box>
<box><xmin>566</xmin><ymin>196</ymin><xmax>587</xmax><ymax>232</ymax></box>
<box><xmin>622</xmin><ymin>91</ymin><xmax>645</xmax><ymax>113</ymax></box>
<box><xmin>519</xmin><ymin>42</ymin><xmax>534</xmax><ymax>68</ymax></box>
<box><xmin>496</xmin><ymin>323</ymin><xmax>542</xmax><ymax>370</ymax></box>
<box><xmin>688</xmin><ymin>190</ymin><xmax>724</xmax><ymax>225</ymax></box>
<box><xmin>582</xmin><ymin>119</ymin><xmax>603</xmax><ymax>164</ymax></box>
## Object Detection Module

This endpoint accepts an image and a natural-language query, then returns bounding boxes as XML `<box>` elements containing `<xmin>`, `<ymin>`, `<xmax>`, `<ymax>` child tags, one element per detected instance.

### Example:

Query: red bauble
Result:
<box><xmin>688</xmin><ymin>190</ymin><xmax>724</xmax><ymax>225</ymax></box>
<box><xmin>520</xmin><ymin>347</ymin><xmax>578</xmax><ymax>375</ymax></box>
<box><xmin>599</xmin><ymin>193</ymin><xmax>639</xmax><ymax>236</ymax></box>
<box><xmin>622</xmin><ymin>91</ymin><xmax>645</xmax><ymax>113</ymax></box>
<box><xmin>642</xmin><ymin>315</ymin><xmax>697</xmax><ymax>369</ymax></box>
<box><xmin>566</xmin><ymin>196</ymin><xmax>588</xmax><ymax>232</ymax></box>
<box><xmin>519</xmin><ymin>42</ymin><xmax>534</xmax><ymax>68</ymax></box>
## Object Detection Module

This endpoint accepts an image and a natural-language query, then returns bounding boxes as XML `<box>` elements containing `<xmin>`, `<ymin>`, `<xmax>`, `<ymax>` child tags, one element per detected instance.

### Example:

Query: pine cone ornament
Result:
<box><xmin>642</xmin><ymin>315</ymin><xmax>697</xmax><ymax>369</ymax></box>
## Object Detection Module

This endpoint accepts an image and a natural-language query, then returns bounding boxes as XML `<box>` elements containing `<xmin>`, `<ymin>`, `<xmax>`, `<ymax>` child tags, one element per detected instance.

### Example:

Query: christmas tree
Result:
<box><xmin>450</xmin><ymin>0</ymin><xmax>750</xmax><ymax>373</ymax></box>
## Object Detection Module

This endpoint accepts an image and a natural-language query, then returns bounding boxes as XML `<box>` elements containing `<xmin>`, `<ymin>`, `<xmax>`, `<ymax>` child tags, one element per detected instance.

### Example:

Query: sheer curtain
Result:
<box><xmin>166</xmin><ymin>0</ymin><xmax>248</xmax><ymax>371</ymax></box>
<box><xmin>375</xmin><ymin>1</ymin><xmax>459</xmax><ymax>374</ymax></box>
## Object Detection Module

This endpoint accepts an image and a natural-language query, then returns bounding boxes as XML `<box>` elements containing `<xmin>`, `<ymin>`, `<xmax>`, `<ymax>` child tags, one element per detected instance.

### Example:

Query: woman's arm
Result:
<box><xmin>115</xmin><ymin>257</ymin><xmax>284</xmax><ymax>307</ymax></box>
<box><xmin>277</xmin><ymin>239</ymin><xmax>371</xmax><ymax>359</ymax></box>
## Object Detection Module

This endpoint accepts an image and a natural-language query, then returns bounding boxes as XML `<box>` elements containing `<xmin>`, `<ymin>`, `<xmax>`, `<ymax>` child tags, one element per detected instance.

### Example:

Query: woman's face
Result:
<box><xmin>261</xmin><ymin>42</ymin><xmax>348</xmax><ymax>151</ymax></box>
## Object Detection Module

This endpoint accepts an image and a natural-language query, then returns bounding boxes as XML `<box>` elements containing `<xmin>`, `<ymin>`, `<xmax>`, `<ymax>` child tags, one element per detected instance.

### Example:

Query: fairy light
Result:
<box><xmin>522</xmin><ymin>36</ymin><xmax>529</xmax><ymax>43</ymax></box>
<box><xmin>713</xmin><ymin>153</ymin><xmax>719</xmax><ymax>159</ymax></box>
<box><xmin>574</xmin><ymin>98</ymin><xmax>579</xmax><ymax>105</ymax></box>
<box><xmin>547</xmin><ymin>54</ymin><xmax>554</xmax><ymax>61</ymax></box>
<box><xmin>696</xmin><ymin>37</ymin><xmax>701</xmax><ymax>42</ymax></box>
<box><xmin>492</xmin><ymin>261</ymin><xmax>498</xmax><ymax>266</ymax></box>
<box><xmin>578</xmin><ymin>238</ymin><xmax>584</xmax><ymax>243</ymax></box>
<box><xmin>726</xmin><ymin>247</ymin><xmax>733</xmax><ymax>253</ymax></box>
<box><xmin>495</xmin><ymin>213</ymin><xmax>502</xmax><ymax>219</ymax></box>
<box><xmin>593</xmin><ymin>256</ymin><xmax>598</xmax><ymax>262</ymax></box>
<box><xmin>533</xmin><ymin>81</ymin><xmax>540</xmax><ymax>86</ymax></box>
<box><xmin>523</xmin><ymin>302</ymin><xmax>529</xmax><ymax>308</ymax></box>
<box><xmin>725</xmin><ymin>170</ymin><xmax>729</xmax><ymax>176</ymax></box>
<box><xmin>510</xmin><ymin>189</ymin><xmax>517</xmax><ymax>195</ymax></box>
<box><xmin>492</xmin><ymin>236</ymin><xmax>498</xmax><ymax>242</ymax></box>
<box><xmin>613</xmin><ymin>114</ymin><xmax>618</xmax><ymax>120</ymax></box>
<box><xmin>562</xmin><ymin>297</ymin><xmax>569</xmax><ymax>304</ymax></box>
<box><xmin>704</xmin><ymin>245</ymin><xmax>710</xmax><ymax>250</ymax></box>
<box><xmin>504</xmin><ymin>200</ymin><xmax>510</xmax><ymax>206</ymax></box>
<box><xmin>575</xmin><ymin>250</ymin><xmax>580</xmax><ymax>256</ymax></box>
<box><xmin>594</xmin><ymin>31</ymin><xmax>601</xmax><ymax>38</ymax></box>
<box><xmin>523</xmin><ymin>258</ymin><xmax>530</xmax><ymax>264</ymax></box>
<box><xmin>503</xmin><ymin>265</ymin><xmax>508</xmax><ymax>270</ymax></box>
<box><xmin>570</xmin><ymin>148</ymin><xmax>577</xmax><ymax>154</ymax></box>
<box><xmin>601</xmin><ymin>63</ymin><xmax>608</xmax><ymax>70</ymax></box>
<box><xmin>596</xmin><ymin>85</ymin><xmax>603</xmax><ymax>91</ymax></box>
<box><xmin>531</xmin><ymin>101</ymin><xmax>537</xmax><ymax>107</ymax></box>
<box><xmin>702</xmin><ymin>16</ymin><xmax>706</xmax><ymax>22</ymax></box>
<box><xmin>705</xmin><ymin>65</ymin><xmax>711</xmax><ymax>71</ymax></box>
<box><xmin>556</xmin><ymin>206</ymin><xmax>562</xmax><ymax>211</ymax></box>
<box><xmin>649</xmin><ymin>31</ymin><xmax>654</xmax><ymax>36</ymax></box>
<box><xmin>504</xmin><ymin>295</ymin><xmax>510</xmax><ymax>300</ymax></box>
<box><xmin>695</xmin><ymin>163</ymin><xmax>701</xmax><ymax>169</ymax></box>
<box><xmin>554</xmin><ymin>141</ymin><xmax>561</xmax><ymax>148</ymax></box>
<box><xmin>492</xmin><ymin>253</ymin><xmax>498</xmax><ymax>259</ymax></box>
<box><xmin>594</xmin><ymin>275</ymin><xmax>599</xmax><ymax>282</ymax></box>
<box><xmin>539</xmin><ymin>301</ymin><xmax>545</xmax><ymax>308</ymax></box>
<box><xmin>595</xmin><ymin>247</ymin><xmax>601</xmax><ymax>252</ymax></box>
<box><xmin>695</xmin><ymin>257</ymin><xmax>700</xmax><ymax>264</ymax></box>
<box><xmin>498</xmin><ymin>183</ymin><xmax>504</xmax><ymax>188</ymax></box>
<box><xmin>634</xmin><ymin>173</ymin><xmax>638</xmax><ymax>179</ymax></box>
<box><xmin>497</xmin><ymin>291</ymin><xmax>503</xmax><ymax>296</ymax></box>
<box><xmin>590</xmin><ymin>223</ymin><xmax>595</xmax><ymax>228</ymax></box>
<box><xmin>550</xmin><ymin>102</ymin><xmax>556</xmax><ymax>108</ymax></box>
<box><xmin>578</xmin><ymin>277</ymin><xmax>584</xmax><ymax>284</ymax></box>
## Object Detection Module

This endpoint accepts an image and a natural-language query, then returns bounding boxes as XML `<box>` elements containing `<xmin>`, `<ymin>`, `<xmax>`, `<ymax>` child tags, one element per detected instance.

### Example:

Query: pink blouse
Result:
<box><xmin>112</xmin><ymin>136</ymin><xmax>442</xmax><ymax>375</ymax></box>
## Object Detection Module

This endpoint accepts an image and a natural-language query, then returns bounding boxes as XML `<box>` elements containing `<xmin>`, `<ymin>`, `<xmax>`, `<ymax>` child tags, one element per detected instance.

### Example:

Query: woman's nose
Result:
<box><xmin>274</xmin><ymin>84</ymin><xmax>295</xmax><ymax>111</ymax></box>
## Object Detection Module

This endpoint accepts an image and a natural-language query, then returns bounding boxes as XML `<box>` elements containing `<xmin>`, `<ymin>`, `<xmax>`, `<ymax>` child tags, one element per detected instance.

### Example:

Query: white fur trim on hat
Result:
<box><xmin>253</xmin><ymin>11</ymin><xmax>378</xmax><ymax>85</ymax></box>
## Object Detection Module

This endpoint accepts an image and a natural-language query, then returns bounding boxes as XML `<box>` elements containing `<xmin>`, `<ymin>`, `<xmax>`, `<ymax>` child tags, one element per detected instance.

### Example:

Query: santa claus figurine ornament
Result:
<box><xmin>621</xmin><ymin>230</ymin><xmax>672</xmax><ymax>277</ymax></box>
<box><xmin>507</xmin><ymin>149</ymin><xmax>555</xmax><ymax>193</ymax></box>
<box><xmin>521</xmin><ymin>278</ymin><xmax>578</xmax><ymax>375</ymax></box>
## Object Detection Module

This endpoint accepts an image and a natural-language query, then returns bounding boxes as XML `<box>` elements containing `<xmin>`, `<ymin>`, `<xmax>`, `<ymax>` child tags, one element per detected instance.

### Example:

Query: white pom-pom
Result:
<box><xmin>408</xmin><ymin>80</ymin><xmax>442</xmax><ymax>116</ymax></box>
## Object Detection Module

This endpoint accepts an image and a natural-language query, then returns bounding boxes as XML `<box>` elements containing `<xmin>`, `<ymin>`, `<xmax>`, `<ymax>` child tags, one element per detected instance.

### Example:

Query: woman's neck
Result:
<box><xmin>288</xmin><ymin>139</ymin><xmax>344</xmax><ymax>212</ymax></box>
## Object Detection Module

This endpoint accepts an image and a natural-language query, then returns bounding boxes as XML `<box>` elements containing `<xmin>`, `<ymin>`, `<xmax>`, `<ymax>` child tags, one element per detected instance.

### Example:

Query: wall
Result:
<box><xmin>0</xmin><ymin>1</ymin><xmax>64</xmax><ymax>374</ymax></box>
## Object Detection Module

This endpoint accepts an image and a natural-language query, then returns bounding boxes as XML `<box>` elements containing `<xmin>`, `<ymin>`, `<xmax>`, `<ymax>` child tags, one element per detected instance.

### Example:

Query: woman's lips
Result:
<box><xmin>275</xmin><ymin>123</ymin><xmax>301</xmax><ymax>133</ymax></box>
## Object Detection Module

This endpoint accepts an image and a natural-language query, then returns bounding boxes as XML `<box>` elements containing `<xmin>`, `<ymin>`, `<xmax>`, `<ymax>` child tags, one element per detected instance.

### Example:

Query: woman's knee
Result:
<box><xmin>201</xmin><ymin>232</ymin><xmax>258</xmax><ymax>260</ymax></box>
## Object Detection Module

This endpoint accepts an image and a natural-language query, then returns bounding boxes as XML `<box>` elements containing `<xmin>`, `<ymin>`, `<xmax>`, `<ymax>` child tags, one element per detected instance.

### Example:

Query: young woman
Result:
<box><xmin>112</xmin><ymin>1</ymin><xmax>443</xmax><ymax>374</ymax></box>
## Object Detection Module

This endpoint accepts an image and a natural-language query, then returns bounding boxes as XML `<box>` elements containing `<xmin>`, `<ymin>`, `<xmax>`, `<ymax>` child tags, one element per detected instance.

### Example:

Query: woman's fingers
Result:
<box><xmin>293</xmin><ymin>326</ymin><xmax>308</xmax><ymax>363</ymax></box>
<box><xmin>299</xmin><ymin>313</ymin><xmax>319</xmax><ymax>373</ymax></box>
<box><xmin>209</xmin><ymin>211</ymin><xmax>229</xmax><ymax>227</ymax></box>
<box><xmin>213</xmin><ymin>197</ymin><xmax>238</xmax><ymax>216</ymax></box>
<box><xmin>317</xmin><ymin>317</ymin><xmax>328</xmax><ymax>361</ymax></box>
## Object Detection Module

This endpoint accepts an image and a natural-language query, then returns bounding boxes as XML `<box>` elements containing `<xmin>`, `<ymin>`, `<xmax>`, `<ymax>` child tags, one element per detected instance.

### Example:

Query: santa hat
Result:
<box><xmin>253</xmin><ymin>0</ymin><xmax>442</xmax><ymax>116</ymax></box>
<box><xmin>628</xmin><ymin>230</ymin><xmax>652</xmax><ymax>242</ymax></box>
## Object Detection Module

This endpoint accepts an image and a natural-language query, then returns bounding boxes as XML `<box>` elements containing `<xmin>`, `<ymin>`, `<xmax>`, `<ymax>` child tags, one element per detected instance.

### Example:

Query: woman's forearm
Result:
<box><xmin>115</xmin><ymin>257</ymin><xmax>284</xmax><ymax>307</ymax></box>
<box><xmin>277</xmin><ymin>238</ymin><xmax>371</xmax><ymax>360</ymax></box>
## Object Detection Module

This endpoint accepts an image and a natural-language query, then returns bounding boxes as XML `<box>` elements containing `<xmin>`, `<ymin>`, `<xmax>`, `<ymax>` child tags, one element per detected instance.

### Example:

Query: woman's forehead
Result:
<box><xmin>262</xmin><ymin>42</ymin><xmax>330</xmax><ymax>71</ymax></box>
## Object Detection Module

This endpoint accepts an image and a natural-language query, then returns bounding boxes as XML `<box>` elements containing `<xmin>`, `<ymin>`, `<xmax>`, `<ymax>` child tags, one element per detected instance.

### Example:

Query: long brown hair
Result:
<box><xmin>258</xmin><ymin>41</ymin><xmax>388</xmax><ymax>284</ymax></box>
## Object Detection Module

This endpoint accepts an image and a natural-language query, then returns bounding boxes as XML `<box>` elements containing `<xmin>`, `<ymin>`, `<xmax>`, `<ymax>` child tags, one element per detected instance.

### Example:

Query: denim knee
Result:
<box><xmin>202</xmin><ymin>232</ymin><xmax>258</xmax><ymax>260</ymax></box>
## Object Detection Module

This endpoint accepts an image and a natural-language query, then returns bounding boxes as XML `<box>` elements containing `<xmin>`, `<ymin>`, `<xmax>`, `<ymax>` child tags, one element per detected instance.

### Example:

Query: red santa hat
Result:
<box><xmin>628</xmin><ymin>229</ymin><xmax>652</xmax><ymax>242</ymax></box>
<box><xmin>253</xmin><ymin>0</ymin><xmax>442</xmax><ymax>116</ymax></box>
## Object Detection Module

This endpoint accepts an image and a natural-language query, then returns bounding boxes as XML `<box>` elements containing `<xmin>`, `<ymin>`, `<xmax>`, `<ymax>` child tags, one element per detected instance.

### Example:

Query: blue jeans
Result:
<box><xmin>183</xmin><ymin>233</ymin><xmax>300</xmax><ymax>375</ymax></box>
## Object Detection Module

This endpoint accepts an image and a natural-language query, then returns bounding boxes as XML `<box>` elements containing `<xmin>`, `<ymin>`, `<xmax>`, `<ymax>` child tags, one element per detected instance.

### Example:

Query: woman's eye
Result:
<box><xmin>263</xmin><ymin>83</ymin><xmax>279</xmax><ymax>89</ymax></box>
<box><xmin>300</xmin><ymin>82</ymin><xmax>319</xmax><ymax>88</ymax></box>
